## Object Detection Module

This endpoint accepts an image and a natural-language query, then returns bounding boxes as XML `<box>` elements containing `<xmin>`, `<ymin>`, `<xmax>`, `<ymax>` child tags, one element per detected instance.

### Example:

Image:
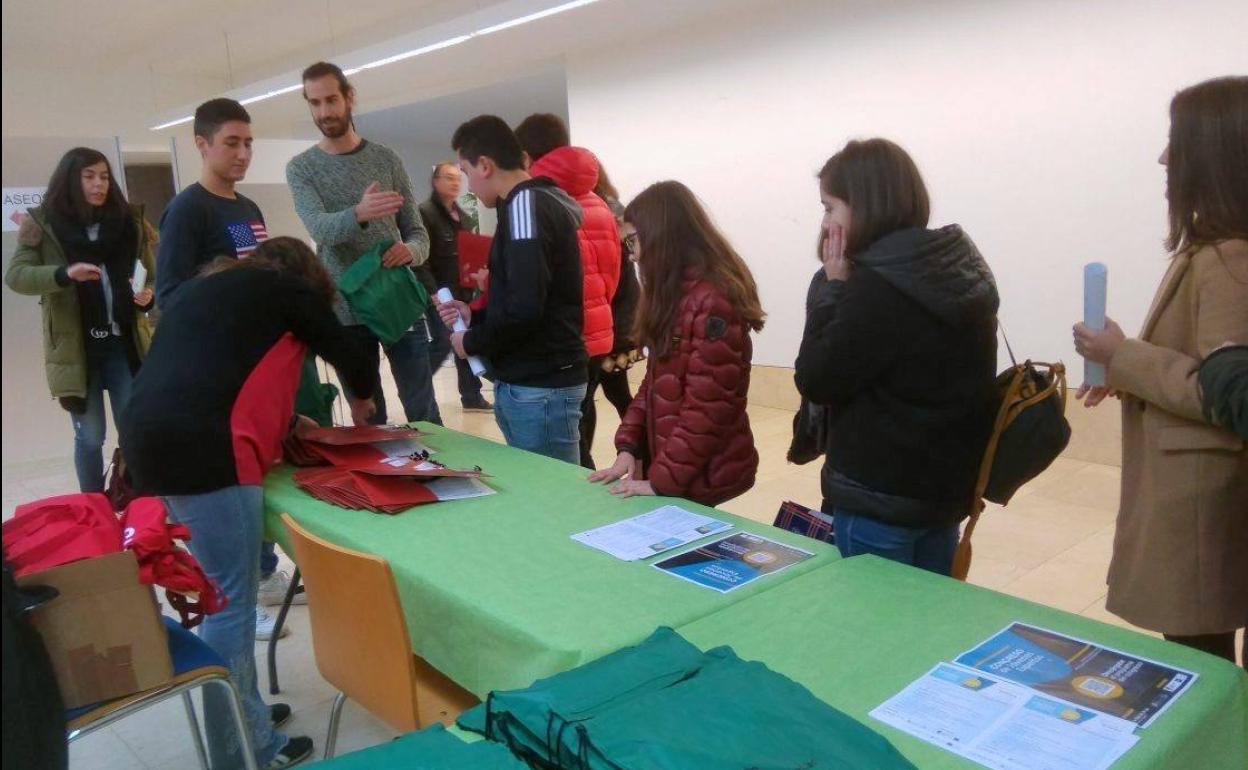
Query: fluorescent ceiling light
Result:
<box><xmin>475</xmin><ymin>0</ymin><xmax>601</xmax><ymax>36</ymax></box>
<box><xmin>149</xmin><ymin>0</ymin><xmax>602</xmax><ymax>131</ymax></box>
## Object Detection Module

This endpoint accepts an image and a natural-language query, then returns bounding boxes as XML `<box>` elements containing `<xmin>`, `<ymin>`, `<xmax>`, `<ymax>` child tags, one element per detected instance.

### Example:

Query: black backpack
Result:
<box><xmin>953</xmin><ymin>330</ymin><xmax>1071</xmax><ymax>580</ymax></box>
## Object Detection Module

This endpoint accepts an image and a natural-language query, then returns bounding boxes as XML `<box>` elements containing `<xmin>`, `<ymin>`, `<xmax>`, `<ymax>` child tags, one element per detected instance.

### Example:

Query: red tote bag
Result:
<box><xmin>1</xmin><ymin>493</ymin><xmax>123</xmax><ymax>577</ymax></box>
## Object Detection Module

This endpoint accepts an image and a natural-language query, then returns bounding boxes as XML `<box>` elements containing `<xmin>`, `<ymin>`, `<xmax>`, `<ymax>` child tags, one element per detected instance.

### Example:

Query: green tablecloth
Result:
<box><xmin>676</xmin><ymin>555</ymin><xmax>1248</xmax><ymax>769</ymax></box>
<box><xmin>264</xmin><ymin>424</ymin><xmax>837</xmax><ymax>697</ymax></box>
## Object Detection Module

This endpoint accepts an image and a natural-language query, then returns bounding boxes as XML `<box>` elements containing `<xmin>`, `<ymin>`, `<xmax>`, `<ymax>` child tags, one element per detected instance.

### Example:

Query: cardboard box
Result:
<box><xmin>17</xmin><ymin>551</ymin><xmax>173</xmax><ymax>708</ymax></box>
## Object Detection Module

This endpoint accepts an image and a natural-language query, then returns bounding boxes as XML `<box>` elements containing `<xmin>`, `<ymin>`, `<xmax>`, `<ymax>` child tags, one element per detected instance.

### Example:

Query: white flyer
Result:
<box><xmin>870</xmin><ymin>663</ymin><xmax>1138</xmax><ymax>770</ymax></box>
<box><xmin>570</xmin><ymin>505</ymin><xmax>732</xmax><ymax>561</ymax></box>
<box><xmin>425</xmin><ymin>476</ymin><xmax>495</xmax><ymax>501</ymax></box>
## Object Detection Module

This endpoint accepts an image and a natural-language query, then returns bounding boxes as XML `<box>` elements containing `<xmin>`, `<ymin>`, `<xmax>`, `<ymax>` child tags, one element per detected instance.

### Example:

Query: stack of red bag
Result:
<box><xmin>1</xmin><ymin>493</ymin><xmax>226</xmax><ymax>628</ymax></box>
<box><xmin>284</xmin><ymin>425</ymin><xmax>489</xmax><ymax>514</ymax></box>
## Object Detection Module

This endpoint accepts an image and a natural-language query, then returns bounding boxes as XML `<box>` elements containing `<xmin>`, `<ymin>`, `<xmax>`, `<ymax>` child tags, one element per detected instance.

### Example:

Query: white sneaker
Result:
<box><xmin>255</xmin><ymin>605</ymin><xmax>291</xmax><ymax>641</ymax></box>
<box><xmin>258</xmin><ymin>570</ymin><xmax>307</xmax><ymax>607</ymax></box>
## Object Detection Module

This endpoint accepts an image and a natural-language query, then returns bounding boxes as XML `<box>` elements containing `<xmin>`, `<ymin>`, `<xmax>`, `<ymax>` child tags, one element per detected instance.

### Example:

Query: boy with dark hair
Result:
<box><xmin>287</xmin><ymin>61</ymin><xmax>441</xmax><ymax>426</ymax></box>
<box><xmin>514</xmin><ymin>112</ymin><xmax>620</xmax><ymax>469</ymax></box>
<box><xmin>156</xmin><ymin>97</ymin><xmax>301</xmax><ymax>644</ymax></box>
<box><xmin>155</xmin><ymin>98</ymin><xmax>267</xmax><ymax>308</ymax></box>
<box><xmin>438</xmin><ymin>115</ymin><xmax>587</xmax><ymax>463</ymax></box>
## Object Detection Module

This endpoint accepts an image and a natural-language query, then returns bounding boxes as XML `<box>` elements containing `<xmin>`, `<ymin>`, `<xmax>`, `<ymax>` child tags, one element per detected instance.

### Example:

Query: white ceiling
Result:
<box><xmin>1</xmin><ymin>0</ymin><xmax>757</xmax><ymax>150</ymax></box>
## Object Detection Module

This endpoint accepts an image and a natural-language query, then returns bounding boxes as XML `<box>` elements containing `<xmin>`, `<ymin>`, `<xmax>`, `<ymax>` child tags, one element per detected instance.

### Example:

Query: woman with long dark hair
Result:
<box><xmin>795</xmin><ymin>138</ymin><xmax>999</xmax><ymax>576</ymax></box>
<box><xmin>1073</xmin><ymin>76</ymin><xmax>1248</xmax><ymax>667</ymax></box>
<box><xmin>5</xmin><ymin>147</ymin><xmax>156</xmax><ymax>492</ymax></box>
<box><xmin>121</xmin><ymin>236</ymin><xmax>376</xmax><ymax>769</ymax></box>
<box><xmin>588</xmin><ymin>181</ymin><xmax>763</xmax><ymax>505</ymax></box>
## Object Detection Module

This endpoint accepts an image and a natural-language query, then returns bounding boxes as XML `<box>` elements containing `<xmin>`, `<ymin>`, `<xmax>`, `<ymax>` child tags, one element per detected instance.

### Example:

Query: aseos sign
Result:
<box><xmin>3</xmin><ymin>187</ymin><xmax>46</xmax><ymax>232</ymax></box>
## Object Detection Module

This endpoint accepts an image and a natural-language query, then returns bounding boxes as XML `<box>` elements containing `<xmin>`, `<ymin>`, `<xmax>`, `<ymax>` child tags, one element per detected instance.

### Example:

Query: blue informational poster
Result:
<box><xmin>955</xmin><ymin>623</ymin><xmax>1197</xmax><ymax>728</ymax></box>
<box><xmin>653</xmin><ymin>532</ymin><xmax>813</xmax><ymax>593</ymax></box>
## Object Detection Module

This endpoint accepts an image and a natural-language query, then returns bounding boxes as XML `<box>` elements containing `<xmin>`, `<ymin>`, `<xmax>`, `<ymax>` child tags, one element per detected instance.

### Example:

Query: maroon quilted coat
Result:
<box><xmin>530</xmin><ymin>146</ymin><xmax>620</xmax><ymax>357</ymax></box>
<box><xmin>615</xmin><ymin>273</ymin><xmax>758</xmax><ymax>505</ymax></box>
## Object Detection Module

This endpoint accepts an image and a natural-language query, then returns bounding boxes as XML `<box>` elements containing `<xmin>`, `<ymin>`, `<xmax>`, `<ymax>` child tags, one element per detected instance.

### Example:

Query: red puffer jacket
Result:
<box><xmin>530</xmin><ymin>147</ymin><xmax>620</xmax><ymax>357</ymax></box>
<box><xmin>615</xmin><ymin>274</ymin><xmax>758</xmax><ymax>505</ymax></box>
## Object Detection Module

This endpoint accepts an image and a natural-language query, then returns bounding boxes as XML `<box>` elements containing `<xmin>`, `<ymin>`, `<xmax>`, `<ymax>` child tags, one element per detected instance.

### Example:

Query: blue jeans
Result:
<box><xmin>833</xmin><ymin>508</ymin><xmax>959</xmax><ymax>576</ymax></box>
<box><xmin>71</xmin><ymin>337</ymin><xmax>134</xmax><ymax>493</ymax></box>
<box><xmin>164</xmin><ymin>486</ymin><xmax>286</xmax><ymax>768</ymax></box>
<box><xmin>338</xmin><ymin>323</ymin><xmax>443</xmax><ymax>426</ymax></box>
<box><xmin>494</xmin><ymin>382</ymin><xmax>587</xmax><ymax>464</ymax></box>
<box><xmin>425</xmin><ymin>303</ymin><xmax>484</xmax><ymax>401</ymax></box>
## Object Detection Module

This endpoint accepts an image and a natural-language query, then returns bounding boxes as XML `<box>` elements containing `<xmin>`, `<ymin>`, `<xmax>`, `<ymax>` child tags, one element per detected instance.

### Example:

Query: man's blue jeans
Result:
<box><xmin>71</xmin><ymin>337</ymin><xmax>133</xmax><ymax>493</ymax></box>
<box><xmin>164</xmin><ymin>486</ymin><xmax>286</xmax><ymax>768</ymax></box>
<box><xmin>338</xmin><ymin>323</ymin><xmax>443</xmax><ymax>426</ymax></box>
<box><xmin>832</xmin><ymin>508</ymin><xmax>959</xmax><ymax>576</ymax></box>
<box><xmin>494</xmin><ymin>382</ymin><xmax>587</xmax><ymax>464</ymax></box>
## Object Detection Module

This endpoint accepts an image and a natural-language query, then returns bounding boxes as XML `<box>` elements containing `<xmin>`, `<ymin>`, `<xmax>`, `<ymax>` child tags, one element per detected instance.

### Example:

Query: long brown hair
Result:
<box><xmin>1165</xmin><ymin>76</ymin><xmax>1248</xmax><ymax>253</ymax></box>
<box><xmin>818</xmin><ymin>138</ymin><xmax>930</xmax><ymax>257</ymax></box>
<box><xmin>624</xmin><ymin>181</ymin><xmax>764</xmax><ymax>358</ymax></box>
<box><xmin>201</xmin><ymin>236</ymin><xmax>337</xmax><ymax>307</ymax></box>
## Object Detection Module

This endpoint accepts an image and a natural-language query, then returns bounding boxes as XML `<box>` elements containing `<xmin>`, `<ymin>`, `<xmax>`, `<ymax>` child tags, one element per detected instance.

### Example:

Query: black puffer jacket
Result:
<box><xmin>795</xmin><ymin>225</ymin><xmax>999</xmax><ymax>527</ymax></box>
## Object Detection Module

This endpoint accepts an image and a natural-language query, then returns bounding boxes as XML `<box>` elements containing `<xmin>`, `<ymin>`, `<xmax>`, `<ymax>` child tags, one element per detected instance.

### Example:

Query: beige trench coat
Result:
<box><xmin>1106</xmin><ymin>239</ymin><xmax>1248</xmax><ymax>635</ymax></box>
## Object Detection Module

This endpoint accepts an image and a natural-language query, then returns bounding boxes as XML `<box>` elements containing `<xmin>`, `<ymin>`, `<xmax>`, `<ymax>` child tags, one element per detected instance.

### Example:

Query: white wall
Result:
<box><xmin>566</xmin><ymin>0</ymin><xmax>1248</xmax><ymax>369</ymax></box>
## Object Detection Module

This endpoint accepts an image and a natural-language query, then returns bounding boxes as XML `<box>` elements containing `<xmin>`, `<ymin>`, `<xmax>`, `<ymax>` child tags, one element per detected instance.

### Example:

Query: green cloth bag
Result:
<box><xmin>574</xmin><ymin>645</ymin><xmax>918</xmax><ymax>770</ymax></box>
<box><xmin>310</xmin><ymin>724</ymin><xmax>527</xmax><ymax>769</ymax></box>
<box><xmin>337</xmin><ymin>239</ymin><xmax>430</xmax><ymax>346</ymax></box>
<box><xmin>458</xmin><ymin>627</ymin><xmax>706</xmax><ymax>765</ymax></box>
<box><xmin>294</xmin><ymin>354</ymin><xmax>339</xmax><ymax>427</ymax></box>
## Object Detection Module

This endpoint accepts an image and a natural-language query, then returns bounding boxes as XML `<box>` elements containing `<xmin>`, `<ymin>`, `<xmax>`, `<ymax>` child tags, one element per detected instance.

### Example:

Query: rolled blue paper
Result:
<box><xmin>1083</xmin><ymin>262</ymin><xmax>1108</xmax><ymax>386</ymax></box>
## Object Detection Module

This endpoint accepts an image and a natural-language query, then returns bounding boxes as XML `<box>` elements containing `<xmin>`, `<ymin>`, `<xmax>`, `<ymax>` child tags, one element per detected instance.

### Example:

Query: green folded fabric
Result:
<box><xmin>337</xmin><ymin>239</ymin><xmax>429</xmax><ymax>346</ymax></box>
<box><xmin>309</xmin><ymin>724</ymin><xmax>527</xmax><ymax>769</ymax></box>
<box><xmin>459</xmin><ymin>626</ymin><xmax>705</xmax><ymax>765</ymax></box>
<box><xmin>575</xmin><ymin>645</ymin><xmax>918</xmax><ymax>770</ymax></box>
<box><xmin>294</xmin><ymin>354</ymin><xmax>339</xmax><ymax>427</ymax></box>
<box><xmin>461</xmin><ymin>626</ymin><xmax>914</xmax><ymax>770</ymax></box>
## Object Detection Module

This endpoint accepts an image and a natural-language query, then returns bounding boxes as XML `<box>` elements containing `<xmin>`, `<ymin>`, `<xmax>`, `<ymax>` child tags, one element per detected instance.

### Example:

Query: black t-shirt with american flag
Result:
<box><xmin>155</xmin><ymin>182</ymin><xmax>268</xmax><ymax>309</ymax></box>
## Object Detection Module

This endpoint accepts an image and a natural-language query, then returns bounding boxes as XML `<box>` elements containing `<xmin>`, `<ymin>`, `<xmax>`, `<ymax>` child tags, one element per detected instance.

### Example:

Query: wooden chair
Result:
<box><xmin>280</xmin><ymin>514</ymin><xmax>479</xmax><ymax>758</ymax></box>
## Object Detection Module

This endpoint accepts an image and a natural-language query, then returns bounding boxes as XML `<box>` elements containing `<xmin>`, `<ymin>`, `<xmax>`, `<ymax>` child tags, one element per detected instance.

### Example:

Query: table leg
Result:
<box><xmin>267</xmin><ymin>567</ymin><xmax>301</xmax><ymax>695</ymax></box>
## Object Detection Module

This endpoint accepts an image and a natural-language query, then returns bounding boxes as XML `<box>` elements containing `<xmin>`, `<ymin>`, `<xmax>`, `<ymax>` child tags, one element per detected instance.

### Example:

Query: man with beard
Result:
<box><xmin>286</xmin><ymin>61</ymin><xmax>440</xmax><ymax>426</ymax></box>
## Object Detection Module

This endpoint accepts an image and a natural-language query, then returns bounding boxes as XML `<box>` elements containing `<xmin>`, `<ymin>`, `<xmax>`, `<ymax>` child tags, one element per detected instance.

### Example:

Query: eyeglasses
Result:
<box><xmin>622</xmin><ymin>232</ymin><xmax>639</xmax><ymax>252</ymax></box>
<box><xmin>434</xmin><ymin>175</ymin><xmax>460</xmax><ymax>181</ymax></box>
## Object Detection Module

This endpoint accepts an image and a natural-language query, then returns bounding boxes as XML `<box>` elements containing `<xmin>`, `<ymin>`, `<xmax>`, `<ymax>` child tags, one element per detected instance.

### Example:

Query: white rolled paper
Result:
<box><xmin>437</xmin><ymin>287</ymin><xmax>487</xmax><ymax>377</ymax></box>
<box><xmin>1083</xmin><ymin>262</ymin><xmax>1108</xmax><ymax>387</ymax></box>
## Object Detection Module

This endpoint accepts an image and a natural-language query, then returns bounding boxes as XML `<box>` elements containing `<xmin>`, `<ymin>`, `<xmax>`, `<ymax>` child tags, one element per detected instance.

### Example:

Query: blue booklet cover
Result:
<box><xmin>653</xmin><ymin>532</ymin><xmax>813</xmax><ymax>593</ymax></box>
<box><xmin>954</xmin><ymin>622</ymin><xmax>1197</xmax><ymax>728</ymax></box>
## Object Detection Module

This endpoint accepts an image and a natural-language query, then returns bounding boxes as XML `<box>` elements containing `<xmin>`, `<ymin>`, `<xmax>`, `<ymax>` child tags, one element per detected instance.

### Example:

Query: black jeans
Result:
<box><xmin>579</xmin><ymin>360</ymin><xmax>636</xmax><ymax>469</ymax></box>
<box><xmin>1164</xmin><ymin>631</ymin><xmax>1246</xmax><ymax>671</ymax></box>
<box><xmin>426</xmin><ymin>303</ymin><xmax>484</xmax><ymax>402</ymax></box>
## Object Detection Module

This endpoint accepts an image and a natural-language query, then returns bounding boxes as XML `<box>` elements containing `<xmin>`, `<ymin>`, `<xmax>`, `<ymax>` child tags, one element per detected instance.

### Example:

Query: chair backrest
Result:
<box><xmin>281</xmin><ymin>514</ymin><xmax>419</xmax><ymax>732</ymax></box>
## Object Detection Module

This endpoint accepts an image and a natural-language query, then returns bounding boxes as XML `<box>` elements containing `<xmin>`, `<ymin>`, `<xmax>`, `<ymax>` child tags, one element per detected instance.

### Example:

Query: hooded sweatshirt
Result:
<box><xmin>529</xmin><ymin>146</ymin><xmax>621</xmax><ymax>357</ymax></box>
<box><xmin>795</xmin><ymin>225</ymin><xmax>999</xmax><ymax>527</ymax></box>
<box><xmin>463</xmin><ymin>177</ymin><xmax>588</xmax><ymax>387</ymax></box>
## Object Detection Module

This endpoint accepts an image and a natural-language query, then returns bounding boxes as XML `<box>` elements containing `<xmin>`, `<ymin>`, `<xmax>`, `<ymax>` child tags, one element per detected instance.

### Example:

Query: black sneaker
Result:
<box><xmin>270</xmin><ymin>703</ymin><xmax>292</xmax><ymax>729</ymax></box>
<box><xmin>263</xmin><ymin>736</ymin><xmax>314</xmax><ymax>769</ymax></box>
<box><xmin>461</xmin><ymin>396</ymin><xmax>493</xmax><ymax>412</ymax></box>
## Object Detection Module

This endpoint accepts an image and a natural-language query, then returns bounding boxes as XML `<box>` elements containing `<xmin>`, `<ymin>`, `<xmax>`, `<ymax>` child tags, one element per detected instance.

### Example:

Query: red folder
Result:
<box><xmin>457</xmin><ymin>232</ymin><xmax>492</xmax><ymax>288</ymax></box>
<box><xmin>301</xmin><ymin>425</ymin><xmax>424</xmax><ymax>446</ymax></box>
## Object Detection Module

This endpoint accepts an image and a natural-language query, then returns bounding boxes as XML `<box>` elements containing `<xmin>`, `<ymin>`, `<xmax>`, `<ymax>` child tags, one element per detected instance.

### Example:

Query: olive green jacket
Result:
<box><xmin>5</xmin><ymin>205</ymin><xmax>158</xmax><ymax>399</ymax></box>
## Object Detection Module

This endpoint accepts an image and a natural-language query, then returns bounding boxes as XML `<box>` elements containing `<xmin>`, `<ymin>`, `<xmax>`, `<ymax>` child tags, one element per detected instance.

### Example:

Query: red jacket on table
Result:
<box><xmin>529</xmin><ymin>146</ymin><xmax>620</xmax><ymax>357</ymax></box>
<box><xmin>614</xmin><ymin>273</ymin><xmax>758</xmax><ymax>506</ymax></box>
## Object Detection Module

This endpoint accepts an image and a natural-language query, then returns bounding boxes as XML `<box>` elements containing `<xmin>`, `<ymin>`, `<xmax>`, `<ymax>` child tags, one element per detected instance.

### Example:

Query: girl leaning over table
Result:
<box><xmin>1072</xmin><ymin>76</ymin><xmax>1248</xmax><ymax>669</ymax></box>
<box><xmin>588</xmin><ymin>180</ymin><xmax>764</xmax><ymax>506</ymax></box>
<box><xmin>119</xmin><ymin>237</ymin><xmax>377</xmax><ymax>768</ymax></box>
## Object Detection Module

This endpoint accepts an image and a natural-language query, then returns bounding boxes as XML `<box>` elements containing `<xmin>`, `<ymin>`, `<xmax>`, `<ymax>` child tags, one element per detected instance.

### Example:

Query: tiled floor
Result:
<box><xmin>0</xmin><ymin>363</ymin><xmax>1233</xmax><ymax>768</ymax></box>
